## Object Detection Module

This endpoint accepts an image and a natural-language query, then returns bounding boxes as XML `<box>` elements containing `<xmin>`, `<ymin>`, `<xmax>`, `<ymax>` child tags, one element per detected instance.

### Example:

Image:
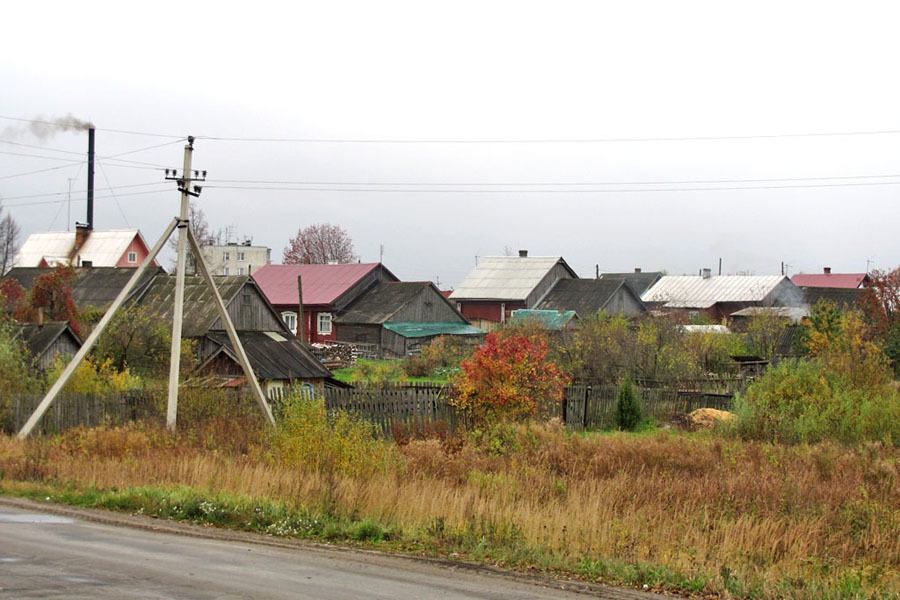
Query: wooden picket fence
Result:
<box><xmin>2</xmin><ymin>391</ymin><xmax>161</xmax><ymax>435</ymax></box>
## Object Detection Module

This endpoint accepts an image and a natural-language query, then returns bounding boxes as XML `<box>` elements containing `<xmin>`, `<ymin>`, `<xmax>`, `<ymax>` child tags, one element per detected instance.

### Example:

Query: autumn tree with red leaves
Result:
<box><xmin>283</xmin><ymin>223</ymin><xmax>357</xmax><ymax>265</ymax></box>
<box><xmin>452</xmin><ymin>332</ymin><xmax>570</xmax><ymax>423</ymax></box>
<box><xmin>860</xmin><ymin>267</ymin><xmax>900</xmax><ymax>373</ymax></box>
<box><xmin>4</xmin><ymin>265</ymin><xmax>84</xmax><ymax>336</ymax></box>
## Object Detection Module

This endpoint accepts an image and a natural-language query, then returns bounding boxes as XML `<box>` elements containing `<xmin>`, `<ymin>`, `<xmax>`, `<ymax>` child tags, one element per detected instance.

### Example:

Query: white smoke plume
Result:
<box><xmin>2</xmin><ymin>114</ymin><xmax>95</xmax><ymax>141</ymax></box>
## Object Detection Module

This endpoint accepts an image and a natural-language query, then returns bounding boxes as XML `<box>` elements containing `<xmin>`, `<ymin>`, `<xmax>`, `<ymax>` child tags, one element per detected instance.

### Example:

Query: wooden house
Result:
<box><xmin>449</xmin><ymin>251</ymin><xmax>577</xmax><ymax>330</ymax></box>
<box><xmin>4</xmin><ymin>266</ymin><xmax>164</xmax><ymax>311</ymax></box>
<box><xmin>12</xmin><ymin>321</ymin><xmax>82</xmax><ymax>371</ymax></box>
<box><xmin>252</xmin><ymin>263</ymin><xmax>398</xmax><ymax>344</ymax></box>
<box><xmin>14</xmin><ymin>229</ymin><xmax>158</xmax><ymax>269</ymax></box>
<box><xmin>335</xmin><ymin>281</ymin><xmax>483</xmax><ymax>357</ymax></box>
<box><xmin>642</xmin><ymin>271</ymin><xmax>804</xmax><ymax>321</ymax></box>
<box><xmin>535</xmin><ymin>278</ymin><xmax>646</xmax><ymax>318</ymax></box>
<box><xmin>133</xmin><ymin>274</ymin><xmax>331</xmax><ymax>394</ymax></box>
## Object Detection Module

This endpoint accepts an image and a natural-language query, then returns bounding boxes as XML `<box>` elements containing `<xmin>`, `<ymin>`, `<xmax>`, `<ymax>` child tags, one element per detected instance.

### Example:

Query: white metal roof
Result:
<box><xmin>450</xmin><ymin>256</ymin><xmax>567</xmax><ymax>301</ymax></box>
<box><xmin>641</xmin><ymin>275</ymin><xmax>791</xmax><ymax>309</ymax></box>
<box><xmin>13</xmin><ymin>230</ymin><xmax>142</xmax><ymax>268</ymax></box>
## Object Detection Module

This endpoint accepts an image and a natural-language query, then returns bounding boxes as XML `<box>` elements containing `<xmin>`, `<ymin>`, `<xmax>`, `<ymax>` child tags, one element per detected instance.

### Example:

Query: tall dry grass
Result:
<box><xmin>2</xmin><ymin>417</ymin><xmax>899</xmax><ymax>598</ymax></box>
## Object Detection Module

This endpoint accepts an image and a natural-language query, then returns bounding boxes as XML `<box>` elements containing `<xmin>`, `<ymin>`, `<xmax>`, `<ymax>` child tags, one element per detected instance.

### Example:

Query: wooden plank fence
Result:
<box><xmin>2</xmin><ymin>382</ymin><xmax>734</xmax><ymax>437</ymax></box>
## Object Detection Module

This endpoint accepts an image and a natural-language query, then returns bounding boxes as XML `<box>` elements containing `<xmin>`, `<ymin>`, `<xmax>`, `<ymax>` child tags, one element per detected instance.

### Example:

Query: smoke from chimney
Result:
<box><xmin>1</xmin><ymin>114</ymin><xmax>95</xmax><ymax>141</ymax></box>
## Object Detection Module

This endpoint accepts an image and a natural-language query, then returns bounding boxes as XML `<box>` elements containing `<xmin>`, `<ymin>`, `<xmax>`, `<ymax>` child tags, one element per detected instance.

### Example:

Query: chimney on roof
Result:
<box><xmin>82</xmin><ymin>260</ymin><xmax>92</xmax><ymax>268</ymax></box>
<box><xmin>824</xmin><ymin>267</ymin><xmax>832</xmax><ymax>274</ymax></box>
<box><xmin>518</xmin><ymin>249</ymin><xmax>528</xmax><ymax>258</ymax></box>
<box><xmin>73</xmin><ymin>223</ymin><xmax>90</xmax><ymax>257</ymax></box>
<box><xmin>701</xmin><ymin>268</ymin><xmax>712</xmax><ymax>279</ymax></box>
<box><xmin>634</xmin><ymin>267</ymin><xmax>641</xmax><ymax>273</ymax></box>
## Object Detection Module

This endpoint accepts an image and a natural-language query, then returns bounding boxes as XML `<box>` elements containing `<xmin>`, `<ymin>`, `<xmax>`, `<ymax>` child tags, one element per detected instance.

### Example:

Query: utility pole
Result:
<box><xmin>165</xmin><ymin>138</ymin><xmax>195</xmax><ymax>430</ymax></box>
<box><xmin>17</xmin><ymin>137</ymin><xmax>273</xmax><ymax>439</ymax></box>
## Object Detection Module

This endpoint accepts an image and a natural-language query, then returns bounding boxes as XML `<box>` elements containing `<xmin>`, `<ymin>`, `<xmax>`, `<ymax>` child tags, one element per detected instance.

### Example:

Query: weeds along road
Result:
<box><xmin>0</xmin><ymin>497</ymin><xmax>665</xmax><ymax>600</ymax></box>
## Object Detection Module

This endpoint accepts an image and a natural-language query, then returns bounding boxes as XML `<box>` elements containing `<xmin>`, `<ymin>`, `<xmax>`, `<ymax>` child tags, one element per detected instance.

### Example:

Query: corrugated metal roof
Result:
<box><xmin>642</xmin><ymin>275</ymin><xmax>792</xmax><ymax>309</ymax></box>
<box><xmin>383</xmin><ymin>322</ymin><xmax>485</xmax><ymax>338</ymax></box>
<box><xmin>14</xmin><ymin>230</ymin><xmax>144</xmax><ymax>268</ymax></box>
<box><xmin>791</xmin><ymin>273</ymin><xmax>868</xmax><ymax>289</ymax></box>
<box><xmin>252</xmin><ymin>263</ymin><xmax>387</xmax><ymax>307</ymax></box>
<box><xmin>14</xmin><ymin>232</ymin><xmax>75</xmax><ymax>267</ymax></box>
<box><xmin>450</xmin><ymin>256</ymin><xmax>572</xmax><ymax>301</ymax></box>
<box><xmin>509</xmin><ymin>309</ymin><xmax>577</xmax><ymax>330</ymax></box>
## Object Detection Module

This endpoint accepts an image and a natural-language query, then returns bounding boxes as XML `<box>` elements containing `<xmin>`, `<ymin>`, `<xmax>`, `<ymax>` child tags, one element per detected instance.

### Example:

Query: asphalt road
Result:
<box><xmin>0</xmin><ymin>498</ymin><xmax>665</xmax><ymax>599</ymax></box>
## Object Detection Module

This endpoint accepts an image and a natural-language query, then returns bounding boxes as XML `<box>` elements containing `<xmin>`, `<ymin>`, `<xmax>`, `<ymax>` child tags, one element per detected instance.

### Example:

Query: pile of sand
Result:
<box><xmin>687</xmin><ymin>408</ymin><xmax>735</xmax><ymax>430</ymax></box>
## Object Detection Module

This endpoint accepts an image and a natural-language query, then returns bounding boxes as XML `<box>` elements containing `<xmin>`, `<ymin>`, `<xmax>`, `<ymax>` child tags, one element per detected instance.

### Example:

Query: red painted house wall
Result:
<box><xmin>114</xmin><ymin>235</ymin><xmax>156</xmax><ymax>267</ymax></box>
<box><xmin>457</xmin><ymin>300</ymin><xmax>526</xmax><ymax>323</ymax></box>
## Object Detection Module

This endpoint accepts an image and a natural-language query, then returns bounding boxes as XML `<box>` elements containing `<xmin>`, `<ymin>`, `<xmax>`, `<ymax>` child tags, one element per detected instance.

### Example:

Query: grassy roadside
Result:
<box><xmin>2</xmin><ymin>411</ymin><xmax>900</xmax><ymax>599</ymax></box>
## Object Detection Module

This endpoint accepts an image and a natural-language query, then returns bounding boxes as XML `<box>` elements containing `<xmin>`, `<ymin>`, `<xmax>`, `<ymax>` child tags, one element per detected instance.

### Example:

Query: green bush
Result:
<box><xmin>616</xmin><ymin>377</ymin><xmax>642</xmax><ymax>431</ymax></box>
<box><xmin>270</xmin><ymin>394</ymin><xmax>396</xmax><ymax>477</ymax></box>
<box><xmin>734</xmin><ymin>359</ymin><xmax>900</xmax><ymax>445</ymax></box>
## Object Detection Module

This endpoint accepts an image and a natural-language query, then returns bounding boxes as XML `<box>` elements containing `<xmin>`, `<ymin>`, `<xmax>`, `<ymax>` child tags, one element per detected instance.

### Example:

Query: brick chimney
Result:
<box><xmin>824</xmin><ymin>267</ymin><xmax>832</xmax><ymax>275</ymax></box>
<box><xmin>634</xmin><ymin>267</ymin><xmax>642</xmax><ymax>273</ymax></box>
<box><xmin>518</xmin><ymin>249</ymin><xmax>528</xmax><ymax>258</ymax></box>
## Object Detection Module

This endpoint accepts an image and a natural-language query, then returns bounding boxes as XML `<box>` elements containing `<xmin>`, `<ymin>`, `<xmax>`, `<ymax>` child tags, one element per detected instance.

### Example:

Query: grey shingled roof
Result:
<box><xmin>598</xmin><ymin>271</ymin><xmax>663</xmax><ymax>296</ymax></box>
<box><xmin>204</xmin><ymin>331</ymin><xmax>332</xmax><ymax>380</ymax></box>
<box><xmin>135</xmin><ymin>274</ymin><xmax>249</xmax><ymax>338</ymax></box>
<box><xmin>536</xmin><ymin>278</ymin><xmax>645</xmax><ymax>317</ymax></box>
<box><xmin>336</xmin><ymin>282</ymin><xmax>433</xmax><ymax>324</ymax></box>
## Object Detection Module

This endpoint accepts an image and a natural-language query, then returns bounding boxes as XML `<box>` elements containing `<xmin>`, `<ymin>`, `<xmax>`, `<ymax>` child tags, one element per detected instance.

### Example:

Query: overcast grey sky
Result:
<box><xmin>2</xmin><ymin>1</ymin><xmax>899</xmax><ymax>287</ymax></box>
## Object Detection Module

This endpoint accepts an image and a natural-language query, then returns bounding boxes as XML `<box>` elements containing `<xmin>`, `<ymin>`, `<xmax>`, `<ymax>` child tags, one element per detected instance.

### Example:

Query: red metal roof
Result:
<box><xmin>791</xmin><ymin>273</ymin><xmax>869</xmax><ymax>289</ymax></box>
<box><xmin>252</xmin><ymin>263</ymin><xmax>383</xmax><ymax>307</ymax></box>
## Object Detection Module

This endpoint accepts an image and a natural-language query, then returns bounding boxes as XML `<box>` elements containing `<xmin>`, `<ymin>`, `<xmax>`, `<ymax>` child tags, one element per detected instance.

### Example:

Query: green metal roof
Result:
<box><xmin>382</xmin><ymin>322</ymin><xmax>485</xmax><ymax>338</ymax></box>
<box><xmin>508</xmin><ymin>309</ymin><xmax>577</xmax><ymax>330</ymax></box>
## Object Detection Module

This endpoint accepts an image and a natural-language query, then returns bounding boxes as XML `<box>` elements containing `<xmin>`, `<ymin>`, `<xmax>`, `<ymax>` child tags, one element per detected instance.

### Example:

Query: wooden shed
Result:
<box><xmin>335</xmin><ymin>281</ymin><xmax>483</xmax><ymax>357</ymax></box>
<box><xmin>12</xmin><ymin>321</ymin><xmax>82</xmax><ymax>371</ymax></box>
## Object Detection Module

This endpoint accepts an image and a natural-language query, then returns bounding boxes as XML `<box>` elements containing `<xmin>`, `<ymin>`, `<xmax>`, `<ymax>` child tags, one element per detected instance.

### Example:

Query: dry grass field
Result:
<box><xmin>2</xmin><ymin>408</ymin><xmax>899</xmax><ymax>599</ymax></box>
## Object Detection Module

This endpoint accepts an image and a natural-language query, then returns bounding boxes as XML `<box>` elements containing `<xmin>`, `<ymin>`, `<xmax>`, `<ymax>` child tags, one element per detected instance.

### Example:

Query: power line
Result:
<box><xmin>0</xmin><ymin>161</ymin><xmax>87</xmax><ymax>181</ymax></box>
<box><xmin>196</xmin><ymin>128</ymin><xmax>900</xmax><ymax>144</ymax></box>
<box><xmin>97</xmin><ymin>160</ymin><xmax>131</xmax><ymax>227</ymax></box>
<box><xmin>202</xmin><ymin>179</ymin><xmax>900</xmax><ymax>194</ymax></box>
<box><xmin>0</xmin><ymin>140</ymin><xmax>85</xmax><ymax>156</ymax></box>
<box><xmin>0</xmin><ymin>150</ymin><xmax>84</xmax><ymax>163</ymax></box>
<box><xmin>1</xmin><ymin>181</ymin><xmax>169</xmax><ymax>202</ymax></box>
<box><xmin>3</xmin><ymin>188</ymin><xmax>170</xmax><ymax>208</ymax></box>
<box><xmin>204</xmin><ymin>172</ymin><xmax>900</xmax><ymax>187</ymax></box>
<box><xmin>103</xmin><ymin>138</ymin><xmax>187</xmax><ymax>159</ymax></box>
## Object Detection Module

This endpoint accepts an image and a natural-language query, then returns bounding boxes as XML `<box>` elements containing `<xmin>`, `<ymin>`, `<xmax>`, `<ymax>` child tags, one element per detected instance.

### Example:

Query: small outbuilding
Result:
<box><xmin>12</xmin><ymin>321</ymin><xmax>82</xmax><ymax>371</ymax></box>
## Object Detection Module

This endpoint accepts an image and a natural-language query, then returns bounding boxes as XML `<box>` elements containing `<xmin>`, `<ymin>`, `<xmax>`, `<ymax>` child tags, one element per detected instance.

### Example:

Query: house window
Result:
<box><xmin>127</xmin><ymin>251</ymin><xmax>137</xmax><ymax>263</ymax></box>
<box><xmin>282</xmin><ymin>311</ymin><xmax>297</xmax><ymax>335</ymax></box>
<box><xmin>223</xmin><ymin>251</ymin><xmax>230</xmax><ymax>261</ymax></box>
<box><xmin>237</xmin><ymin>251</ymin><xmax>245</xmax><ymax>261</ymax></box>
<box><xmin>238</xmin><ymin>267</ymin><xmax>245</xmax><ymax>275</ymax></box>
<box><xmin>318</xmin><ymin>312</ymin><xmax>333</xmax><ymax>335</ymax></box>
<box><xmin>223</xmin><ymin>267</ymin><xmax>230</xmax><ymax>275</ymax></box>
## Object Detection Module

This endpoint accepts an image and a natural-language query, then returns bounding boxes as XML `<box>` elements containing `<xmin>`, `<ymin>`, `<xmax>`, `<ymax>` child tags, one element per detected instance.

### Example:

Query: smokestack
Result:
<box><xmin>518</xmin><ymin>249</ymin><xmax>528</xmax><ymax>258</ymax></box>
<box><xmin>87</xmin><ymin>128</ymin><xmax>95</xmax><ymax>230</ymax></box>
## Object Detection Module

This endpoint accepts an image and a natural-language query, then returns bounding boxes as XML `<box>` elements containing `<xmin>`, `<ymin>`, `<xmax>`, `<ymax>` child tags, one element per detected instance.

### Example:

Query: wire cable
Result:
<box><xmin>203</xmin><ymin>172</ymin><xmax>900</xmax><ymax>187</ymax></box>
<box><xmin>0</xmin><ymin>116</ymin><xmax>184</xmax><ymax>139</ymax></box>
<box><xmin>201</xmin><ymin>179</ymin><xmax>900</xmax><ymax>194</ymax></box>
<box><xmin>97</xmin><ymin>159</ymin><xmax>131</xmax><ymax>227</ymax></box>
<box><xmin>1</xmin><ymin>181</ymin><xmax>170</xmax><ymax>202</ymax></box>
<box><xmin>0</xmin><ymin>161</ymin><xmax>87</xmax><ymax>181</ymax></box>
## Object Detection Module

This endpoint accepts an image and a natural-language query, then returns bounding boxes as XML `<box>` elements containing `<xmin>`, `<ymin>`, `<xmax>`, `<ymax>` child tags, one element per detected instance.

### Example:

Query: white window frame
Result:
<box><xmin>317</xmin><ymin>312</ymin><xmax>333</xmax><ymax>335</ymax></box>
<box><xmin>237</xmin><ymin>267</ymin><xmax>245</xmax><ymax>275</ymax></box>
<box><xmin>282</xmin><ymin>311</ymin><xmax>297</xmax><ymax>335</ymax></box>
<box><xmin>223</xmin><ymin>251</ymin><xmax>230</xmax><ymax>261</ymax></box>
<box><xmin>127</xmin><ymin>251</ymin><xmax>137</xmax><ymax>263</ymax></box>
<box><xmin>223</xmin><ymin>267</ymin><xmax>230</xmax><ymax>275</ymax></box>
<box><xmin>237</xmin><ymin>251</ymin><xmax>245</xmax><ymax>261</ymax></box>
